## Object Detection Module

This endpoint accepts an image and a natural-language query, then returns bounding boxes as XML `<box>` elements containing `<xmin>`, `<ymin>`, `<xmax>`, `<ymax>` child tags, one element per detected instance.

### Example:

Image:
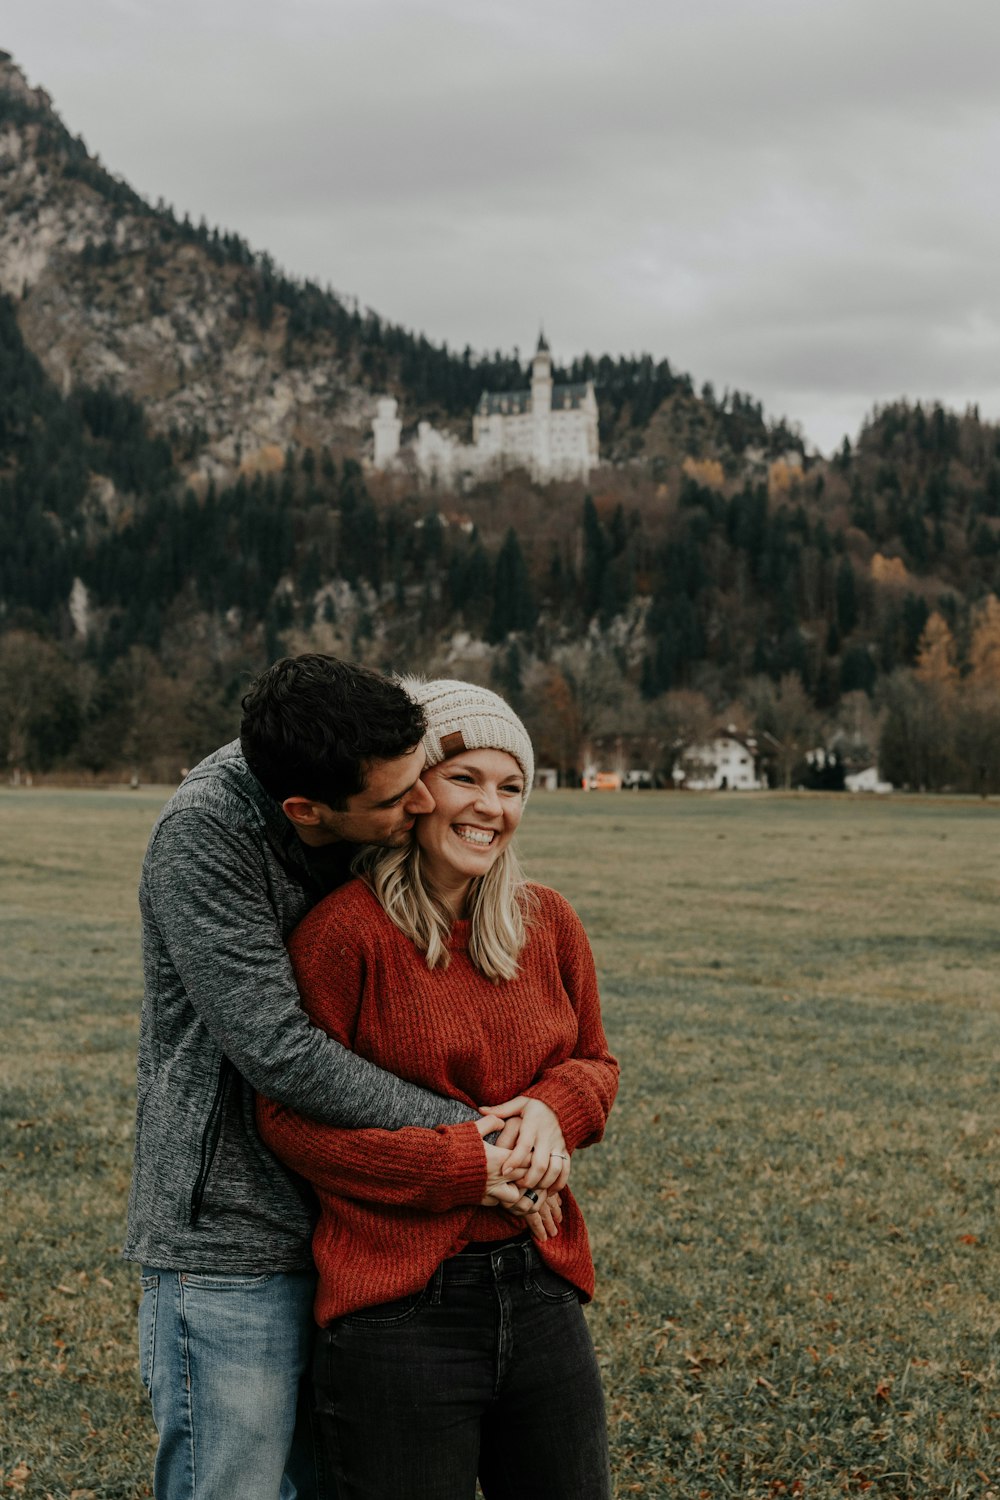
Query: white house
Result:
<box><xmin>680</xmin><ymin>732</ymin><xmax>764</xmax><ymax>791</ymax></box>
<box><xmin>844</xmin><ymin>766</ymin><xmax>893</xmax><ymax>794</ymax></box>
<box><xmin>372</xmin><ymin>334</ymin><xmax>598</xmax><ymax>487</ymax></box>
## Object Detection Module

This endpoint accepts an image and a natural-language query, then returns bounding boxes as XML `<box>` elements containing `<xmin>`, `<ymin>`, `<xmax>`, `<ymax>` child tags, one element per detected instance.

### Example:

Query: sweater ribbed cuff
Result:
<box><xmin>522</xmin><ymin>1075</ymin><xmax>598</xmax><ymax>1152</ymax></box>
<box><xmin>422</xmin><ymin>1123</ymin><xmax>488</xmax><ymax>1211</ymax></box>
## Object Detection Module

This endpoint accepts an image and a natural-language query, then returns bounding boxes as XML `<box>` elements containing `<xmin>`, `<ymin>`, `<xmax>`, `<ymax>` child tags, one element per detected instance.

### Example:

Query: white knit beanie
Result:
<box><xmin>400</xmin><ymin>678</ymin><xmax>534</xmax><ymax>796</ymax></box>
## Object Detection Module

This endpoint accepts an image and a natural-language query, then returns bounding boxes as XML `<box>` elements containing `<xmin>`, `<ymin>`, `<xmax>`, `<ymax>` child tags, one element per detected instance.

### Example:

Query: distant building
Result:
<box><xmin>680</xmin><ymin>732</ymin><xmax>764</xmax><ymax>791</ymax></box>
<box><xmin>582</xmin><ymin>771</ymin><xmax>623</xmax><ymax>791</ymax></box>
<box><xmin>372</xmin><ymin>397</ymin><xmax>402</xmax><ymax>471</ymax></box>
<box><xmin>372</xmin><ymin>334</ymin><xmax>598</xmax><ymax>487</ymax></box>
<box><xmin>844</xmin><ymin>766</ymin><xmax>893</xmax><ymax>794</ymax></box>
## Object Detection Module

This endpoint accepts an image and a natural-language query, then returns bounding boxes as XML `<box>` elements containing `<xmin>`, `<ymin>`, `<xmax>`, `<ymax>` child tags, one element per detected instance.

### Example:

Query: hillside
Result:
<box><xmin>0</xmin><ymin>51</ymin><xmax>798</xmax><ymax>476</ymax></box>
<box><xmin>1</xmin><ymin>52</ymin><xmax>998</xmax><ymax>793</ymax></box>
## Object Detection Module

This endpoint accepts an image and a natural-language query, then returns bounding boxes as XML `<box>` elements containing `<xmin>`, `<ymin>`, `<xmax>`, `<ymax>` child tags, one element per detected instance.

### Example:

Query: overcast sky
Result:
<box><xmin>5</xmin><ymin>0</ymin><xmax>1000</xmax><ymax>453</ymax></box>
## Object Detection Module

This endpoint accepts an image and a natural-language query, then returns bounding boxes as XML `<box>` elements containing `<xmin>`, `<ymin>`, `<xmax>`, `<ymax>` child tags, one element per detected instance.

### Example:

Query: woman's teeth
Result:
<box><xmin>454</xmin><ymin>826</ymin><xmax>495</xmax><ymax>846</ymax></box>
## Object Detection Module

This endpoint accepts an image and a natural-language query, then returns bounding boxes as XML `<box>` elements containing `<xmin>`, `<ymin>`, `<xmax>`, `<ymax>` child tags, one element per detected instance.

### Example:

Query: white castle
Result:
<box><xmin>371</xmin><ymin>335</ymin><xmax>599</xmax><ymax>487</ymax></box>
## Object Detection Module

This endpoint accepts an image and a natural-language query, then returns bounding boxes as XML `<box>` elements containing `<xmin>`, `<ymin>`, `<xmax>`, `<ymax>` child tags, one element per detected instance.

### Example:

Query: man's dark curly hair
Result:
<box><xmin>239</xmin><ymin>655</ymin><xmax>426</xmax><ymax>809</ymax></box>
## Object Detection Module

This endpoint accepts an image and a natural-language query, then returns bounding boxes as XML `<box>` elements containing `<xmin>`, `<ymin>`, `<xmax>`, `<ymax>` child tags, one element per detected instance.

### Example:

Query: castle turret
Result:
<box><xmin>372</xmin><ymin>396</ymin><xmax>402</xmax><ymax>470</ymax></box>
<box><xmin>530</xmin><ymin>331</ymin><xmax>553</xmax><ymax>479</ymax></box>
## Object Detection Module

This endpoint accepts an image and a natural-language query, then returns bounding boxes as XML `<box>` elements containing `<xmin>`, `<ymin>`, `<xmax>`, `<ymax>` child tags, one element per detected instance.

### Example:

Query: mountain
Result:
<box><xmin>0</xmin><ymin>51</ymin><xmax>998</xmax><ymax>795</ymax></box>
<box><xmin>0</xmin><ymin>51</ymin><xmax>799</xmax><ymax>479</ymax></box>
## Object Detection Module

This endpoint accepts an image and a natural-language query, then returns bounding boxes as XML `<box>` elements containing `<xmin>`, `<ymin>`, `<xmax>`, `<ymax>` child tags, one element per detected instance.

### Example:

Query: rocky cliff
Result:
<box><xmin>0</xmin><ymin>52</ymin><xmax>376</xmax><ymax>483</ymax></box>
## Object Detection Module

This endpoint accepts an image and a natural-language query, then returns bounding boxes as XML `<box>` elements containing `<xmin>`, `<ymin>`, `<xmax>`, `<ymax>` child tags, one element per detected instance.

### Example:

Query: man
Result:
<box><xmin>124</xmin><ymin>655</ymin><xmax>491</xmax><ymax>1500</ymax></box>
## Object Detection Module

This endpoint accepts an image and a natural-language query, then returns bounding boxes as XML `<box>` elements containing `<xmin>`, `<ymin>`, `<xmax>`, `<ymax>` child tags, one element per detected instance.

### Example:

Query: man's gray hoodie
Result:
<box><xmin>123</xmin><ymin>741</ymin><xmax>476</xmax><ymax>1274</ymax></box>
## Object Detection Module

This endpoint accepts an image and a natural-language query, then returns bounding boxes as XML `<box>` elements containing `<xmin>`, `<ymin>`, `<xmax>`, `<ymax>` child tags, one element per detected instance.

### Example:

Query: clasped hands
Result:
<box><xmin>474</xmin><ymin>1096</ymin><xmax>571</xmax><ymax>1242</ymax></box>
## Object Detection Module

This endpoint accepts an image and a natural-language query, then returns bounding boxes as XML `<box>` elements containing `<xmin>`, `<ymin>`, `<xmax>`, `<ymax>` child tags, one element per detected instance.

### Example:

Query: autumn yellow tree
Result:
<box><xmin>958</xmin><ymin>594</ymin><xmax>1000</xmax><ymax>793</ymax></box>
<box><xmin>914</xmin><ymin>611</ymin><xmax>958</xmax><ymax>688</ymax></box>
<box><xmin>967</xmin><ymin>594</ymin><xmax>1000</xmax><ymax>687</ymax></box>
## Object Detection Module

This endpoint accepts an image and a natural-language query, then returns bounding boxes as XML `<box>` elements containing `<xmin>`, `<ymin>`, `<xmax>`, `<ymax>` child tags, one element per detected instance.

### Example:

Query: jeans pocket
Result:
<box><xmin>340</xmin><ymin>1288</ymin><xmax>428</xmax><ymax>1328</ymax></box>
<box><xmin>138</xmin><ymin>1274</ymin><xmax>159</xmax><ymax>1395</ymax></box>
<box><xmin>525</xmin><ymin>1264</ymin><xmax>579</xmax><ymax>1303</ymax></box>
<box><xmin>180</xmin><ymin>1271</ymin><xmax>274</xmax><ymax>1290</ymax></box>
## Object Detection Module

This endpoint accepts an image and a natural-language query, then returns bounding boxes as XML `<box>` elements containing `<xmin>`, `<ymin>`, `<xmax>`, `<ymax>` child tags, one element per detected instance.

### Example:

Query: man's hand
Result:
<box><xmin>479</xmin><ymin>1096</ymin><xmax>570</xmax><ymax>1193</ymax></box>
<box><xmin>476</xmin><ymin>1115</ymin><xmax>522</xmax><ymax>1207</ymax></box>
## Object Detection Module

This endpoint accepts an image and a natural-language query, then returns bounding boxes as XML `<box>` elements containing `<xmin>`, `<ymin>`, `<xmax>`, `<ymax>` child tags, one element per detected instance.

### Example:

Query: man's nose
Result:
<box><xmin>405</xmin><ymin>778</ymin><xmax>435</xmax><ymax>814</ymax></box>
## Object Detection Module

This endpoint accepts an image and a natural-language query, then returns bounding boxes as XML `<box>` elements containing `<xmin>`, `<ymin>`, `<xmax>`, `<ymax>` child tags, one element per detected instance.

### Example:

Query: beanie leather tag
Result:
<box><xmin>440</xmin><ymin>731</ymin><xmax>467</xmax><ymax>755</ymax></box>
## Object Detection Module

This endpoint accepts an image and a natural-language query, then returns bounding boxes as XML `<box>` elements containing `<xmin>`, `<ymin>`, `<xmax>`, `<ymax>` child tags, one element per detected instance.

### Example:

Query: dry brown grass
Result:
<box><xmin>1</xmin><ymin>788</ymin><xmax>997</xmax><ymax>1498</ymax></box>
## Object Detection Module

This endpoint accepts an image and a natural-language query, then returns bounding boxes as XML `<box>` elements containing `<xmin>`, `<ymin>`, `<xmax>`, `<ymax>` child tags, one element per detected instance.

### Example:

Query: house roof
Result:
<box><xmin>682</xmin><ymin>730</ymin><xmax>759</xmax><ymax>754</ymax></box>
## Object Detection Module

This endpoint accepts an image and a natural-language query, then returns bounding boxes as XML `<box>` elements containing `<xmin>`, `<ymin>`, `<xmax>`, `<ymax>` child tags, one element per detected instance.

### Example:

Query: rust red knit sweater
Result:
<box><xmin>256</xmin><ymin>879</ymin><xmax>618</xmax><ymax>1325</ymax></box>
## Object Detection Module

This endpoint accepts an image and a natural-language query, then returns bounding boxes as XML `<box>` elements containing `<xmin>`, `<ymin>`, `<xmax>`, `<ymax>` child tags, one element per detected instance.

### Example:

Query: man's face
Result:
<box><xmin>284</xmin><ymin>743</ymin><xmax>435</xmax><ymax>847</ymax></box>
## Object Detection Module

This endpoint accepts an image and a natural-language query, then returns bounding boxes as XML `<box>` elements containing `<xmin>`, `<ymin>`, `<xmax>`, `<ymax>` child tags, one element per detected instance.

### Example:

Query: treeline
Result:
<box><xmin>2</xmin><ymin>400</ymin><xmax>999</xmax><ymax>789</ymax></box>
<box><xmin>0</xmin><ymin>295</ymin><xmax>176</xmax><ymax>624</ymax></box>
<box><xmin>2</xmin><ymin>193</ymin><xmax>1000</xmax><ymax>791</ymax></box>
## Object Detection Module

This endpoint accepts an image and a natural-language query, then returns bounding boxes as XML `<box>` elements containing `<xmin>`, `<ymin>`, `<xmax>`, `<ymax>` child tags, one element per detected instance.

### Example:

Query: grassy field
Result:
<box><xmin>1</xmin><ymin>787</ymin><xmax>997</xmax><ymax>1499</ymax></box>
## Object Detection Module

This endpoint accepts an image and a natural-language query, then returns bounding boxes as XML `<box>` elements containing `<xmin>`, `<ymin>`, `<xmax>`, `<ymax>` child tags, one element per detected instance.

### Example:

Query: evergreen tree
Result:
<box><xmin>835</xmin><ymin>558</ymin><xmax>858</xmax><ymax>635</ymax></box>
<box><xmin>581</xmin><ymin>496</ymin><xmax>607</xmax><ymax>618</ymax></box>
<box><xmin>839</xmin><ymin>644</ymin><xmax>877</xmax><ymax>696</ymax></box>
<box><xmin>337</xmin><ymin>460</ymin><xmax>381</xmax><ymax>589</ymax></box>
<box><xmin>488</xmin><ymin>530</ymin><xmax>536</xmax><ymax>642</ymax></box>
<box><xmin>493</xmin><ymin>641</ymin><xmax>524</xmax><ymax>710</ymax></box>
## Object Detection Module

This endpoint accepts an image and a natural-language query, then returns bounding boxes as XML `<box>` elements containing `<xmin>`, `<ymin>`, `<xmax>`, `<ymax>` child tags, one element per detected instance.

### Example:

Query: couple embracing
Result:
<box><xmin>124</xmin><ymin>655</ymin><xmax>619</xmax><ymax>1499</ymax></box>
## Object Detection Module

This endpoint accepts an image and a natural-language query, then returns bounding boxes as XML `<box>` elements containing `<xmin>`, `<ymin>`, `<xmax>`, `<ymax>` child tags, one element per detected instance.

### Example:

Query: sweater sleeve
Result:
<box><xmin>255</xmin><ymin>1102</ymin><xmax>488</xmax><ymax>1211</ymax></box>
<box><xmin>144</xmin><ymin>810</ymin><xmax>477</xmax><ymax>1130</ymax></box>
<box><xmin>522</xmin><ymin>892</ymin><xmax>619</xmax><ymax>1151</ymax></box>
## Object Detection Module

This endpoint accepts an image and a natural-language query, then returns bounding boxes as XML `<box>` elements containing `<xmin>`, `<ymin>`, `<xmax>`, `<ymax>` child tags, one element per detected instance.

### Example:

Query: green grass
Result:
<box><xmin>1</xmin><ymin>788</ymin><xmax>998</xmax><ymax>1498</ymax></box>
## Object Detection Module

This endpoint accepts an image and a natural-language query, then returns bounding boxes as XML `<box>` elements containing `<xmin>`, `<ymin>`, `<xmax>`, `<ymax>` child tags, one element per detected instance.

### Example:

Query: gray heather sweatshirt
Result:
<box><xmin>123</xmin><ymin>740</ymin><xmax>477</xmax><ymax>1274</ymax></box>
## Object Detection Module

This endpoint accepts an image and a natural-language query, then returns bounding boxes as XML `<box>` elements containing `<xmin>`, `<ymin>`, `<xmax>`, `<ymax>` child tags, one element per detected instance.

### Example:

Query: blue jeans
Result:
<box><xmin>139</xmin><ymin>1267</ymin><xmax>332</xmax><ymax>1500</ymax></box>
<box><xmin>313</xmin><ymin>1239</ymin><xmax>611</xmax><ymax>1499</ymax></box>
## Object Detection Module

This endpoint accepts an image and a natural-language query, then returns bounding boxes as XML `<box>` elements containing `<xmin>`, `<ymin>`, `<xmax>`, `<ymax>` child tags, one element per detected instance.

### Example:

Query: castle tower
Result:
<box><xmin>530</xmin><ymin>331</ymin><xmax>553</xmax><ymax>480</ymax></box>
<box><xmin>372</xmin><ymin>396</ymin><xmax>402</xmax><ymax>470</ymax></box>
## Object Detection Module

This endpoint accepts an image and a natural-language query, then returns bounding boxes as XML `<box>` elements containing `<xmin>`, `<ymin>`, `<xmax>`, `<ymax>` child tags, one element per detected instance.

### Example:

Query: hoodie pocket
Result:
<box><xmin>189</xmin><ymin>1057</ymin><xmax>233</xmax><ymax>1225</ymax></box>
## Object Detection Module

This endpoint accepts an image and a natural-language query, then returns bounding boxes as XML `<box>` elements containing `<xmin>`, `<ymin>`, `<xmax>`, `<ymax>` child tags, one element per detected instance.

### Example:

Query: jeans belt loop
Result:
<box><xmin>428</xmin><ymin>1262</ymin><xmax>445</xmax><ymax>1305</ymax></box>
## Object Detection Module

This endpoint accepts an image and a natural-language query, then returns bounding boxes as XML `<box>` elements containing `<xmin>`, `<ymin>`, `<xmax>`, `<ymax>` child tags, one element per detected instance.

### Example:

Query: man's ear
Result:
<box><xmin>282</xmin><ymin>796</ymin><xmax>324</xmax><ymax>829</ymax></box>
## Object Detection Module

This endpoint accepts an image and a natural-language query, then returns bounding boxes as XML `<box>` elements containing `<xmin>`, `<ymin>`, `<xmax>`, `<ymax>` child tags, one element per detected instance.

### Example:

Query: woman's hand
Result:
<box><xmin>479</xmin><ymin>1097</ymin><xmax>571</xmax><ymax>1193</ymax></box>
<box><xmin>475</xmin><ymin>1117</ymin><xmax>561</xmax><ymax>1237</ymax></box>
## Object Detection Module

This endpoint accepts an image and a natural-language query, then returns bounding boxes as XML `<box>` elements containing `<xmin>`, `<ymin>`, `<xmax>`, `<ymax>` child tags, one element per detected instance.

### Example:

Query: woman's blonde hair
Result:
<box><xmin>354</xmin><ymin>840</ymin><xmax>536</xmax><ymax>982</ymax></box>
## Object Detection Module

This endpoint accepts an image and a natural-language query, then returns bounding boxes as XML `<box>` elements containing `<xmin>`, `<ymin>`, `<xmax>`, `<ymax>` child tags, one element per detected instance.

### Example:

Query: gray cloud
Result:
<box><xmin>5</xmin><ymin>0</ymin><xmax>1000</xmax><ymax>451</ymax></box>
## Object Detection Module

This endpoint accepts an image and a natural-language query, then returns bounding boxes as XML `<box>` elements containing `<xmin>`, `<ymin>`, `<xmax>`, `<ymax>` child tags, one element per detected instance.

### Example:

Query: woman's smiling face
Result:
<box><xmin>415</xmin><ymin>748</ymin><xmax>525</xmax><ymax>894</ymax></box>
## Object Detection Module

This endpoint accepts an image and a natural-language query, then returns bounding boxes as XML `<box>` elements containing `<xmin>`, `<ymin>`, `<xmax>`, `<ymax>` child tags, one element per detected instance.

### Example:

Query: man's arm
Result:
<box><xmin>255</xmin><ymin>1103</ymin><xmax>489</xmax><ymax>1212</ymax></box>
<box><xmin>144</xmin><ymin>809</ymin><xmax>477</xmax><ymax>1130</ymax></box>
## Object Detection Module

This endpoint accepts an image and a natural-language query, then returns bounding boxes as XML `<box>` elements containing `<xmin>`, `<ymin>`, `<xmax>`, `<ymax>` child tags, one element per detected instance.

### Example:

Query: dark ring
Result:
<box><xmin>522</xmin><ymin>1188</ymin><xmax>540</xmax><ymax>1205</ymax></box>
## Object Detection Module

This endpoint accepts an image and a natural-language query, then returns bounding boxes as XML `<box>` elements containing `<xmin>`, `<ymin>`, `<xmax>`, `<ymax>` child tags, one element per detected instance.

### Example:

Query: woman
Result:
<box><xmin>257</xmin><ymin>679</ymin><xmax>619</xmax><ymax>1499</ymax></box>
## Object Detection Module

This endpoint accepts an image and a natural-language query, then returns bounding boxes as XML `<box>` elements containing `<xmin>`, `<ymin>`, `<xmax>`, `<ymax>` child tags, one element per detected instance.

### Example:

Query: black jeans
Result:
<box><xmin>313</xmin><ymin>1239</ymin><xmax>611</xmax><ymax>1499</ymax></box>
